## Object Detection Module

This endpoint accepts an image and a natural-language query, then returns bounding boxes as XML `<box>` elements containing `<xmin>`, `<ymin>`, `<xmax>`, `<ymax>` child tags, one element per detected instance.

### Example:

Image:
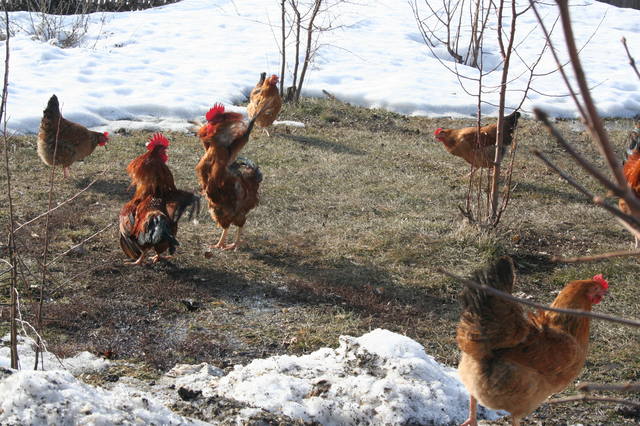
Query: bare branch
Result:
<box><xmin>621</xmin><ymin>37</ymin><xmax>640</xmax><ymax>81</ymax></box>
<box><xmin>437</xmin><ymin>268</ymin><xmax>640</xmax><ymax>328</ymax></box>
<box><xmin>14</xmin><ymin>166</ymin><xmax>111</xmax><ymax>233</ymax></box>
<box><xmin>46</xmin><ymin>222</ymin><xmax>115</xmax><ymax>267</ymax></box>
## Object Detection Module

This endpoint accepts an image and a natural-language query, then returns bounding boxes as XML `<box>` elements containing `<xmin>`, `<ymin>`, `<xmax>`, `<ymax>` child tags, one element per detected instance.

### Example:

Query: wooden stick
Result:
<box><xmin>552</xmin><ymin>250</ymin><xmax>640</xmax><ymax>263</ymax></box>
<box><xmin>621</xmin><ymin>37</ymin><xmax>640</xmax><ymax>81</ymax></box>
<box><xmin>546</xmin><ymin>394</ymin><xmax>640</xmax><ymax>407</ymax></box>
<box><xmin>578</xmin><ymin>382</ymin><xmax>640</xmax><ymax>393</ymax></box>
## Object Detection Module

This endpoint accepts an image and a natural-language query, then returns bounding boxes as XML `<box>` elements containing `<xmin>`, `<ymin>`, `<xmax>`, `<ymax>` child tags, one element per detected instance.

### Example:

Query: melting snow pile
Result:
<box><xmin>0</xmin><ymin>335</ymin><xmax>204</xmax><ymax>425</ymax></box>
<box><xmin>0</xmin><ymin>330</ymin><xmax>504</xmax><ymax>425</ymax></box>
<box><xmin>167</xmin><ymin>329</ymin><xmax>503</xmax><ymax>424</ymax></box>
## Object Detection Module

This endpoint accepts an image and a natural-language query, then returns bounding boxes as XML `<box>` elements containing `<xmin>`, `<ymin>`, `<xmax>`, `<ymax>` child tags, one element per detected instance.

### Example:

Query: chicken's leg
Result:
<box><xmin>63</xmin><ymin>166</ymin><xmax>71</xmax><ymax>178</ymax></box>
<box><xmin>460</xmin><ymin>395</ymin><xmax>477</xmax><ymax>426</ymax></box>
<box><xmin>223</xmin><ymin>227</ymin><xmax>242</xmax><ymax>251</ymax></box>
<box><xmin>126</xmin><ymin>250</ymin><xmax>148</xmax><ymax>266</ymax></box>
<box><xmin>212</xmin><ymin>227</ymin><xmax>230</xmax><ymax>249</ymax></box>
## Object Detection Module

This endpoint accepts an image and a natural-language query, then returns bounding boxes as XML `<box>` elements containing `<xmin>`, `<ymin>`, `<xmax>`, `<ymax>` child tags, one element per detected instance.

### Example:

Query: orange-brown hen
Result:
<box><xmin>247</xmin><ymin>73</ymin><xmax>282</xmax><ymax>136</ymax></box>
<box><xmin>456</xmin><ymin>256</ymin><xmax>608</xmax><ymax>426</ymax></box>
<box><xmin>618</xmin><ymin>122</ymin><xmax>640</xmax><ymax>246</ymax></box>
<box><xmin>196</xmin><ymin>104</ymin><xmax>264</xmax><ymax>251</ymax></box>
<box><xmin>434</xmin><ymin>111</ymin><xmax>520</xmax><ymax>169</ymax></box>
<box><xmin>37</xmin><ymin>94</ymin><xmax>109</xmax><ymax>178</ymax></box>
<box><xmin>119</xmin><ymin>133</ymin><xmax>199</xmax><ymax>265</ymax></box>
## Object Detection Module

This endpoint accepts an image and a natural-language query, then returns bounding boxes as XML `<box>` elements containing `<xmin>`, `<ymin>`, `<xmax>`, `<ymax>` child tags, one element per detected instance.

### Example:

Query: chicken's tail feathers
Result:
<box><xmin>43</xmin><ymin>94</ymin><xmax>61</xmax><ymax>120</ymax></box>
<box><xmin>457</xmin><ymin>256</ymin><xmax>529</xmax><ymax>358</ymax></box>
<box><xmin>258</xmin><ymin>72</ymin><xmax>267</xmax><ymax>85</ymax></box>
<box><xmin>138</xmin><ymin>213</ymin><xmax>179</xmax><ymax>254</ymax></box>
<box><xmin>169</xmin><ymin>190</ymin><xmax>202</xmax><ymax>223</ymax></box>
<box><xmin>119</xmin><ymin>234</ymin><xmax>142</xmax><ymax>260</ymax></box>
<box><xmin>460</xmin><ymin>256</ymin><xmax>516</xmax><ymax>312</ymax></box>
<box><xmin>502</xmin><ymin>110</ymin><xmax>521</xmax><ymax>146</ymax></box>
<box><xmin>243</xmin><ymin>97</ymin><xmax>276</xmax><ymax>140</ymax></box>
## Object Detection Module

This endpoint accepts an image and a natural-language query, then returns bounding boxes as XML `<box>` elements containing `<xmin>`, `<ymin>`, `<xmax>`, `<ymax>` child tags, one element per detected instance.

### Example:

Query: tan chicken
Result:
<box><xmin>457</xmin><ymin>256</ymin><xmax>608</xmax><ymax>426</ymax></box>
<box><xmin>434</xmin><ymin>111</ymin><xmax>520</xmax><ymax>169</ymax></box>
<box><xmin>247</xmin><ymin>73</ymin><xmax>282</xmax><ymax>136</ymax></box>
<box><xmin>37</xmin><ymin>94</ymin><xmax>109</xmax><ymax>177</ymax></box>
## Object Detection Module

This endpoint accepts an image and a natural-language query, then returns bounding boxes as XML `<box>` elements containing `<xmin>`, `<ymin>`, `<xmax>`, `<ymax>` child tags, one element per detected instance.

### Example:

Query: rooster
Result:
<box><xmin>196</xmin><ymin>103</ymin><xmax>268</xmax><ymax>251</ymax></box>
<box><xmin>456</xmin><ymin>257</ymin><xmax>608</xmax><ymax>426</ymax></box>
<box><xmin>119</xmin><ymin>133</ymin><xmax>199</xmax><ymax>265</ymax></box>
<box><xmin>434</xmin><ymin>111</ymin><xmax>520</xmax><ymax>169</ymax></box>
<box><xmin>247</xmin><ymin>73</ymin><xmax>282</xmax><ymax>137</ymax></box>
<box><xmin>37</xmin><ymin>94</ymin><xmax>109</xmax><ymax>178</ymax></box>
<box><xmin>618</xmin><ymin>121</ymin><xmax>640</xmax><ymax>247</ymax></box>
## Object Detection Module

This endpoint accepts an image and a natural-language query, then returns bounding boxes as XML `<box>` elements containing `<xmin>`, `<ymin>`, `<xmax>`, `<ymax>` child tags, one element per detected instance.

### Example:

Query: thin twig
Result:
<box><xmin>13</xmin><ymin>166</ymin><xmax>111</xmax><ymax>233</ymax></box>
<box><xmin>546</xmin><ymin>395</ymin><xmax>640</xmax><ymax>407</ymax></box>
<box><xmin>46</xmin><ymin>222</ymin><xmax>114</xmax><ymax>266</ymax></box>
<box><xmin>552</xmin><ymin>250</ymin><xmax>640</xmax><ymax>263</ymax></box>
<box><xmin>438</xmin><ymin>268</ymin><xmax>640</xmax><ymax>328</ymax></box>
<box><xmin>621</xmin><ymin>37</ymin><xmax>640</xmax><ymax>82</ymax></box>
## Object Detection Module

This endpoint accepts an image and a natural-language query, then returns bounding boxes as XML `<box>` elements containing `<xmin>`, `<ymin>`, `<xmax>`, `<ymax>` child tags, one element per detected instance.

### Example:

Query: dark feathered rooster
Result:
<box><xmin>119</xmin><ymin>133</ymin><xmax>199</xmax><ymax>265</ymax></box>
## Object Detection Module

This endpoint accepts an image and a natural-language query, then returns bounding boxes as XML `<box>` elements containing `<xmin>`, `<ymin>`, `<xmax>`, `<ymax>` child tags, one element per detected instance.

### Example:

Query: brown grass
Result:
<box><xmin>0</xmin><ymin>97</ymin><xmax>639</xmax><ymax>424</ymax></box>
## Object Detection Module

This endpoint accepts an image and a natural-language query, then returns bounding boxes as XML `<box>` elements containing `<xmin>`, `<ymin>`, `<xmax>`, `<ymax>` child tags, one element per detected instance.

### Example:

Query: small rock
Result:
<box><xmin>178</xmin><ymin>387</ymin><xmax>202</xmax><ymax>401</ymax></box>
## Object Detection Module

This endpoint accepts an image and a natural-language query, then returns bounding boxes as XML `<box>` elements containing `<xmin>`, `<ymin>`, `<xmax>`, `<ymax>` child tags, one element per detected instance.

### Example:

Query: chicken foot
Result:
<box><xmin>460</xmin><ymin>395</ymin><xmax>478</xmax><ymax>426</ymax></box>
<box><xmin>211</xmin><ymin>227</ymin><xmax>242</xmax><ymax>251</ymax></box>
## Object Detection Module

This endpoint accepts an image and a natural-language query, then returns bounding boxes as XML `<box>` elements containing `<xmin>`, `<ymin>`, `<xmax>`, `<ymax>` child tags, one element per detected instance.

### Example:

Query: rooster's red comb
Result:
<box><xmin>434</xmin><ymin>128</ymin><xmax>443</xmax><ymax>136</ymax></box>
<box><xmin>147</xmin><ymin>133</ymin><xmax>170</xmax><ymax>151</ymax></box>
<box><xmin>592</xmin><ymin>274</ymin><xmax>609</xmax><ymax>290</ymax></box>
<box><xmin>103</xmin><ymin>131</ymin><xmax>109</xmax><ymax>139</ymax></box>
<box><xmin>206</xmin><ymin>103</ymin><xmax>225</xmax><ymax>122</ymax></box>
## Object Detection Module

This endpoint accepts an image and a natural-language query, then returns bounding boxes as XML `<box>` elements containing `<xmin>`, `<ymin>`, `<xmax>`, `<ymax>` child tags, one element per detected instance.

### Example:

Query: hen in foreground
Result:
<box><xmin>618</xmin><ymin>120</ymin><xmax>640</xmax><ymax>246</ymax></box>
<box><xmin>456</xmin><ymin>256</ymin><xmax>607</xmax><ymax>426</ymax></box>
<box><xmin>247</xmin><ymin>73</ymin><xmax>282</xmax><ymax>136</ymax></box>
<box><xmin>119</xmin><ymin>133</ymin><xmax>199</xmax><ymax>265</ymax></box>
<box><xmin>37</xmin><ymin>94</ymin><xmax>109</xmax><ymax>178</ymax></box>
<box><xmin>434</xmin><ymin>111</ymin><xmax>520</xmax><ymax>170</ymax></box>
<box><xmin>196</xmin><ymin>103</ymin><xmax>265</xmax><ymax>251</ymax></box>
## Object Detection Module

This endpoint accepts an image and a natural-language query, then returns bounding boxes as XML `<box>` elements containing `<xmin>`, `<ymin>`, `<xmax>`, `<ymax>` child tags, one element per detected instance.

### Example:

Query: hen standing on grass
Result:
<box><xmin>119</xmin><ymin>133</ymin><xmax>200</xmax><ymax>265</ymax></box>
<box><xmin>434</xmin><ymin>110</ymin><xmax>520</xmax><ymax>170</ymax></box>
<box><xmin>247</xmin><ymin>72</ymin><xmax>282</xmax><ymax>137</ymax></box>
<box><xmin>196</xmin><ymin>103</ymin><xmax>265</xmax><ymax>251</ymax></box>
<box><xmin>618</xmin><ymin>120</ymin><xmax>640</xmax><ymax>247</ymax></box>
<box><xmin>456</xmin><ymin>256</ymin><xmax>608</xmax><ymax>426</ymax></box>
<box><xmin>37</xmin><ymin>94</ymin><xmax>109</xmax><ymax>178</ymax></box>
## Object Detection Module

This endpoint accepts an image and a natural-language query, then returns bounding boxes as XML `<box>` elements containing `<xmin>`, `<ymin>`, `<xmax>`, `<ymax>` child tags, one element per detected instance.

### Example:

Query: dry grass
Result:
<box><xmin>0</xmin><ymin>97</ymin><xmax>639</xmax><ymax>424</ymax></box>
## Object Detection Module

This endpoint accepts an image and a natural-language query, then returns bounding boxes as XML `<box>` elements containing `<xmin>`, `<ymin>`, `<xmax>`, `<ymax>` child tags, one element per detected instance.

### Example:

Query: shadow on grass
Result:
<box><xmin>280</xmin><ymin>133</ymin><xmax>367</xmax><ymax>156</ymax></box>
<box><xmin>244</xmin><ymin>242</ymin><xmax>452</xmax><ymax>320</ymax></box>
<box><xmin>512</xmin><ymin>181</ymin><xmax>589</xmax><ymax>204</ymax></box>
<box><xmin>75</xmin><ymin>177</ymin><xmax>132</xmax><ymax>202</ymax></box>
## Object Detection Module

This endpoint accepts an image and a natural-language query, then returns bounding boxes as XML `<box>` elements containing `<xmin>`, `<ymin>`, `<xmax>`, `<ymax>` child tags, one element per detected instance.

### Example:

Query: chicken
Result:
<box><xmin>196</xmin><ymin>103</ymin><xmax>267</xmax><ymax>251</ymax></box>
<box><xmin>618</xmin><ymin>121</ymin><xmax>640</xmax><ymax>247</ymax></box>
<box><xmin>37</xmin><ymin>94</ymin><xmax>109</xmax><ymax>178</ymax></box>
<box><xmin>434</xmin><ymin>111</ymin><xmax>520</xmax><ymax>169</ymax></box>
<box><xmin>119</xmin><ymin>133</ymin><xmax>199</xmax><ymax>265</ymax></box>
<box><xmin>246</xmin><ymin>73</ymin><xmax>282</xmax><ymax>136</ymax></box>
<box><xmin>456</xmin><ymin>256</ymin><xmax>608</xmax><ymax>426</ymax></box>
